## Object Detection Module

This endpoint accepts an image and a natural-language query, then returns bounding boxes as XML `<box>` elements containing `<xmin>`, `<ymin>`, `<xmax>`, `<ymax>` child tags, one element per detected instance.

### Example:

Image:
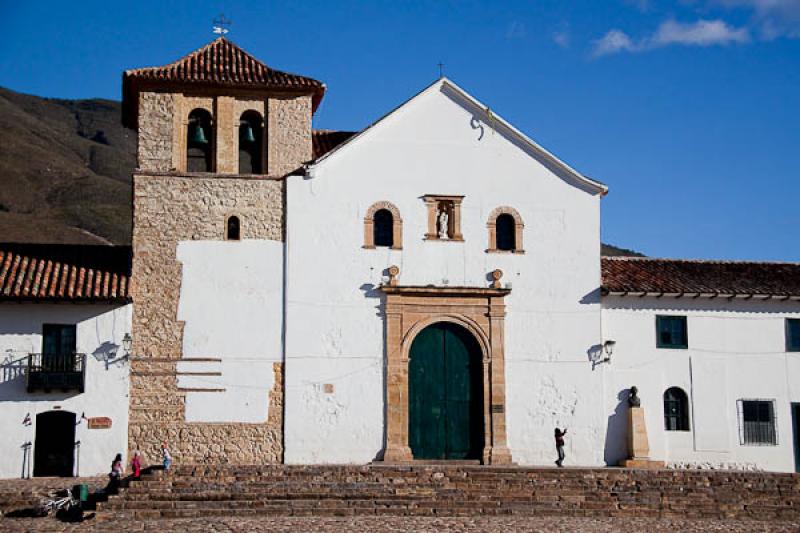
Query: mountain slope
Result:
<box><xmin>0</xmin><ymin>87</ymin><xmax>135</xmax><ymax>244</ymax></box>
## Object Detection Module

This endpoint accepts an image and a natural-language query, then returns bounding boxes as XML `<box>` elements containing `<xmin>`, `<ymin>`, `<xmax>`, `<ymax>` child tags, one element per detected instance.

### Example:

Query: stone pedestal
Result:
<box><xmin>619</xmin><ymin>406</ymin><xmax>665</xmax><ymax>469</ymax></box>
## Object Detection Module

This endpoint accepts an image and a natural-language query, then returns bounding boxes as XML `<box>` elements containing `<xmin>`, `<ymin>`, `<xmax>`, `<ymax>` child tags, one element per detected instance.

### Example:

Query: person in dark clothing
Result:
<box><xmin>107</xmin><ymin>453</ymin><xmax>124</xmax><ymax>493</ymax></box>
<box><xmin>554</xmin><ymin>428</ymin><xmax>567</xmax><ymax>467</ymax></box>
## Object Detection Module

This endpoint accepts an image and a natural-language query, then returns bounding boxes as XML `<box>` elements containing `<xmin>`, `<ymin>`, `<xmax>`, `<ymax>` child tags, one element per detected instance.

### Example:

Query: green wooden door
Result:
<box><xmin>409</xmin><ymin>323</ymin><xmax>483</xmax><ymax>459</ymax></box>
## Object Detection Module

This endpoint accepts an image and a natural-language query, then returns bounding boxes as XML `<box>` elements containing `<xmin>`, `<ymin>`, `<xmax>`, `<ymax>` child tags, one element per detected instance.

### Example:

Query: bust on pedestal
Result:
<box><xmin>619</xmin><ymin>386</ymin><xmax>665</xmax><ymax>469</ymax></box>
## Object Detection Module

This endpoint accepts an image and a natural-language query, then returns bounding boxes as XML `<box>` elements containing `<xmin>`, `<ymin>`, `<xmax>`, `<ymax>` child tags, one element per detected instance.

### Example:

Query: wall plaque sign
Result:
<box><xmin>87</xmin><ymin>417</ymin><xmax>112</xmax><ymax>429</ymax></box>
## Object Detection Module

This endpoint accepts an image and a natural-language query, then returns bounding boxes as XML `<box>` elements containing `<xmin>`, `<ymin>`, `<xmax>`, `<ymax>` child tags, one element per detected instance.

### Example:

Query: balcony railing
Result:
<box><xmin>27</xmin><ymin>353</ymin><xmax>86</xmax><ymax>393</ymax></box>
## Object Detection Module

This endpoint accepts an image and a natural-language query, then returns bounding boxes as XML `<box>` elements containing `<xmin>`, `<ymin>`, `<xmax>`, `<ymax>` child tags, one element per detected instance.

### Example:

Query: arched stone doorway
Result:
<box><xmin>409</xmin><ymin>322</ymin><xmax>484</xmax><ymax>460</ymax></box>
<box><xmin>34</xmin><ymin>411</ymin><xmax>76</xmax><ymax>477</ymax></box>
<box><xmin>381</xmin><ymin>283</ymin><xmax>512</xmax><ymax>464</ymax></box>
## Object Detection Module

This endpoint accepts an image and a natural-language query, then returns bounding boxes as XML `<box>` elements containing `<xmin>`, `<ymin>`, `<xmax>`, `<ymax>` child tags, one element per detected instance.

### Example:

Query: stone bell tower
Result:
<box><xmin>121</xmin><ymin>37</ymin><xmax>325</xmax><ymax>464</ymax></box>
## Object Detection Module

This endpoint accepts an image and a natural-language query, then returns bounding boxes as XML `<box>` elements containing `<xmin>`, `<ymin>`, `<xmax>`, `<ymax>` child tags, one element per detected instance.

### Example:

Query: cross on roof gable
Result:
<box><xmin>122</xmin><ymin>37</ymin><xmax>325</xmax><ymax>128</ymax></box>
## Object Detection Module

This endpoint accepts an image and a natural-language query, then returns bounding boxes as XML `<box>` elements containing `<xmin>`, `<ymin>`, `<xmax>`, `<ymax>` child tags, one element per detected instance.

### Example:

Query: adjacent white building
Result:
<box><xmin>0</xmin><ymin>245</ymin><xmax>132</xmax><ymax>479</ymax></box>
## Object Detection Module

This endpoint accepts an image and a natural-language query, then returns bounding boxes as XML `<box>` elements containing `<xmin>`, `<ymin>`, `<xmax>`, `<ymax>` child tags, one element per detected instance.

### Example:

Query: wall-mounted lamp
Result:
<box><xmin>104</xmin><ymin>333</ymin><xmax>133</xmax><ymax>370</ymax></box>
<box><xmin>602</xmin><ymin>340</ymin><xmax>616</xmax><ymax>363</ymax></box>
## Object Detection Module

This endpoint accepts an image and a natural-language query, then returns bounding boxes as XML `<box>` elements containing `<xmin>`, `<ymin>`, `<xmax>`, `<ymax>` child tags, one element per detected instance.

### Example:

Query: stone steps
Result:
<box><xmin>95</xmin><ymin>465</ymin><xmax>800</xmax><ymax>520</ymax></box>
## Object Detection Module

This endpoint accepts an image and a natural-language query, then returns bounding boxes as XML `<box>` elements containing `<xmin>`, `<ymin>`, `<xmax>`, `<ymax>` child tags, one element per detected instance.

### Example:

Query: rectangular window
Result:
<box><xmin>787</xmin><ymin>319</ymin><xmax>800</xmax><ymax>352</ymax></box>
<box><xmin>42</xmin><ymin>324</ymin><xmax>77</xmax><ymax>356</ymax></box>
<box><xmin>656</xmin><ymin>315</ymin><xmax>688</xmax><ymax>349</ymax></box>
<box><xmin>42</xmin><ymin>324</ymin><xmax>77</xmax><ymax>371</ymax></box>
<box><xmin>738</xmin><ymin>399</ymin><xmax>777</xmax><ymax>446</ymax></box>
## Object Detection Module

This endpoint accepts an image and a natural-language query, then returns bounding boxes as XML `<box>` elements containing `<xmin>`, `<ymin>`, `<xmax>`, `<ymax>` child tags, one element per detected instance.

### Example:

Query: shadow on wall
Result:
<box><xmin>361</xmin><ymin>280</ymin><xmax>388</xmax><ymax>461</ymax></box>
<box><xmin>604</xmin><ymin>389</ymin><xmax>629</xmax><ymax>466</ymax></box>
<box><xmin>0</xmin><ymin>356</ymin><xmax>29</xmax><ymax>400</ymax></box>
<box><xmin>0</xmin><ymin>355</ymin><xmax>81</xmax><ymax>402</ymax></box>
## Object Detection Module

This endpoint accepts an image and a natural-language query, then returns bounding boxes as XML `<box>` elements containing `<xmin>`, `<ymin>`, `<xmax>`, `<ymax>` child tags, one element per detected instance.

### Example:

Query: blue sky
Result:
<box><xmin>2</xmin><ymin>0</ymin><xmax>798</xmax><ymax>261</ymax></box>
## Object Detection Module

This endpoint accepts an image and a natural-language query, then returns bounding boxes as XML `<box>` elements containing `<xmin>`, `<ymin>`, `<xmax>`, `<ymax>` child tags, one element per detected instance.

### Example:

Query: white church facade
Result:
<box><xmin>1</xmin><ymin>37</ymin><xmax>799</xmax><ymax>478</ymax></box>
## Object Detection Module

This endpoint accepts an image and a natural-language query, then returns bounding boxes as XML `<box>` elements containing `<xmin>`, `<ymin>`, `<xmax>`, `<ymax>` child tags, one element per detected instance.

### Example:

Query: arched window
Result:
<box><xmin>487</xmin><ymin>207</ymin><xmax>524</xmax><ymax>253</ymax></box>
<box><xmin>187</xmin><ymin>108</ymin><xmax>213</xmax><ymax>172</ymax></box>
<box><xmin>238</xmin><ymin>110</ymin><xmax>263</xmax><ymax>174</ymax></box>
<box><xmin>226</xmin><ymin>216</ymin><xmax>240</xmax><ymax>241</ymax></box>
<box><xmin>495</xmin><ymin>214</ymin><xmax>516</xmax><ymax>251</ymax></box>
<box><xmin>663</xmin><ymin>387</ymin><xmax>690</xmax><ymax>431</ymax></box>
<box><xmin>364</xmin><ymin>202</ymin><xmax>402</xmax><ymax>250</ymax></box>
<box><xmin>373</xmin><ymin>209</ymin><xmax>394</xmax><ymax>247</ymax></box>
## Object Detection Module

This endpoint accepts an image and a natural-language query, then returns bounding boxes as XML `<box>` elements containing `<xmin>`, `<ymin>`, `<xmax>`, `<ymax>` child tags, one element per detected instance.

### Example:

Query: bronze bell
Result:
<box><xmin>191</xmin><ymin>122</ymin><xmax>208</xmax><ymax>144</ymax></box>
<box><xmin>240</xmin><ymin>122</ymin><xmax>256</xmax><ymax>143</ymax></box>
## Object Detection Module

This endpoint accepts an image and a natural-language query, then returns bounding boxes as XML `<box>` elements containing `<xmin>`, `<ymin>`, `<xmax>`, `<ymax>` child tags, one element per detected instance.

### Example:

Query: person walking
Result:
<box><xmin>554</xmin><ymin>427</ymin><xmax>567</xmax><ymax>467</ymax></box>
<box><xmin>131</xmin><ymin>450</ymin><xmax>141</xmax><ymax>479</ymax></box>
<box><xmin>108</xmin><ymin>453</ymin><xmax>124</xmax><ymax>493</ymax></box>
<box><xmin>161</xmin><ymin>442</ymin><xmax>172</xmax><ymax>472</ymax></box>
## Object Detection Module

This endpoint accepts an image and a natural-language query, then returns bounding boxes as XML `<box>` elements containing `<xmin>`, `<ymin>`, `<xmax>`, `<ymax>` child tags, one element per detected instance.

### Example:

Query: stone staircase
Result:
<box><xmin>96</xmin><ymin>465</ymin><xmax>800</xmax><ymax>521</ymax></box>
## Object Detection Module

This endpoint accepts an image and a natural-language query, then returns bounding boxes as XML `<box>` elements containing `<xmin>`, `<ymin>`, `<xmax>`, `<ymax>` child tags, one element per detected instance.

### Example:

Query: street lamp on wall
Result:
<box><xmin>122</xmin><ymin>333</ymin><xmax>132</xmax><ymax>356</ymax></box>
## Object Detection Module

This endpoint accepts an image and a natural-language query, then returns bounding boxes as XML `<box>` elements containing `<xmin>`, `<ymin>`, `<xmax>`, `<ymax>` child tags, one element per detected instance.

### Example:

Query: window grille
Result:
<box><xmin>656</xmin><ymin>315</ymin><xmax>688</xmax><ymax>349</ymax></box>
<box><xmin>663</xmin><ymin>387</ymin><xmax>690</xmax><ymax>431</ymax></box>
<box><xmin>737</xmin><ymin>399</ymin><xmax>777</xmax><ymax>446</ymax></box>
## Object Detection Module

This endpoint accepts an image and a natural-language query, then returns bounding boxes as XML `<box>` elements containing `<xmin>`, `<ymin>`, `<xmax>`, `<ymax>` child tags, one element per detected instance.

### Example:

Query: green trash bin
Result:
<box><xmin>72</xmin><ymin>484</ymin><xmax>89</xmax><ymax>503</ymax></box>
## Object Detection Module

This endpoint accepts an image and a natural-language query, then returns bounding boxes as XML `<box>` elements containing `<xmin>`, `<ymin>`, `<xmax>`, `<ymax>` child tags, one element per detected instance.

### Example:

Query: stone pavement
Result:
<box><xmin>1</xmin><ymin>515</ymin><xmax>800</xmax><ymax>532</ymax></box>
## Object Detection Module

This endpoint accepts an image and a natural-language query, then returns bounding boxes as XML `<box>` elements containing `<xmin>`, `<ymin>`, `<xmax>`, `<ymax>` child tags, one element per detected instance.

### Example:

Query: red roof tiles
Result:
<box><xmin>0</xmin><ymin>244</ymin><xmax>131</xmax><ymax>302</ymax></box>
<box><xmin>122</xmin><ymin>37</ymin><xmax>325</xmax><ymax>128</ymax></box>
<box><xmin>312</xmin><ymin>130</ymin><xmax>357</xmax><ymax>159</ymax></box>
<box><xmin>601</xmin><ymin>257</ymin><xmax>800</xmax><ymax>298</ymax></box>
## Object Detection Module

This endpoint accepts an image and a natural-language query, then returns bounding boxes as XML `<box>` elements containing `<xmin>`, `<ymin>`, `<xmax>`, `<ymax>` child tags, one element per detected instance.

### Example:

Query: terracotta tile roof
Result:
<box><xmin>0</xmin><ymin>244</ymin><xmax>131</xmax><ymax>302</ymax></box>
<box><xmin>312</xmin><ymin>130</ymin><xmax>358</xmax><ymax>159</ymax></box>
<box><xmin>123</xmin><ymin>37</ymin><xmax>325</xmax><ymax>128</ymax></box>
<box><xmin>601</xmin><ymin>257</ymin><xmax>800</xmax><ymax>298</ymax></box>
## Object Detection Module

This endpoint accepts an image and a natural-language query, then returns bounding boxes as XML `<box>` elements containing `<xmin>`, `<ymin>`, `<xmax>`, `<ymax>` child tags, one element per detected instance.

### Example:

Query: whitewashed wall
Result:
<box><xmin>602</xmin><ymin>295</ymin><xmax>800</xmax><ymax>472</ymax></box>
<box><xmin>176</xmin><ymin>240</ymin><xmax>284</xmax><ymax>423</ymax></box>
<box><xmin>0</xmin><ymin>303</ymin><xmax>132</xmax><ymax>479</ymax></box>
<box><xmin>285</xmin><ymin>80</ymin><xmax>605</xmax><ymax>465</ymax></box>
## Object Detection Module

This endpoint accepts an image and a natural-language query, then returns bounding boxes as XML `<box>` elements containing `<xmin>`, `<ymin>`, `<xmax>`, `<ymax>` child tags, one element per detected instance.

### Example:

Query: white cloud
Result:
<box><xmin>712</xmin><ymin>0</ymin><xmax>800</xmax><ymax>38</ymax></box>
<box><xmin>506</xmin><ymin>21</ymin><xmax>526</xmax><ymax>40</ymax></box>
<box><xmin>592</xmin><ymin>19</ymin><xmax>750</xmax><ymax>56</ymax></box>
<box><xmin>553</xmin><ymin>30</ymin><xmax>571</xmax><ymax>48</ymax></box>
<box><xmin>593</xmin><ymin>29</ymin><xmax>638</xmax><ymax>56</ymax></box>
<box><xmin>652</xmin><ymin>19</ymin><xmax>750</xmax><ymax>45</ymax></box>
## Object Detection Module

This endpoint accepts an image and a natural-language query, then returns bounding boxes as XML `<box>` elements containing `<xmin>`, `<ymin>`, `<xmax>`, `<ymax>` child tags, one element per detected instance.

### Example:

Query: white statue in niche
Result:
<box><xmin>437</xmin><ymin>207</ymin><xmax>449</xmax><ymax>239</ymax></box>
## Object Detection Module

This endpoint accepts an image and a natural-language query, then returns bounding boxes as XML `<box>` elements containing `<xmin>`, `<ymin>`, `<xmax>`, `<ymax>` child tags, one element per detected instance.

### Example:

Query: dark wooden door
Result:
<box><xmin>34</xmin><ymin>411</ymin><xmax>76</xmax><ymax>477</ymax></box>
<box><xmin>409</xmin><ymin>323</ymin><xmax>483</xmax><ymax>460</ymax></box>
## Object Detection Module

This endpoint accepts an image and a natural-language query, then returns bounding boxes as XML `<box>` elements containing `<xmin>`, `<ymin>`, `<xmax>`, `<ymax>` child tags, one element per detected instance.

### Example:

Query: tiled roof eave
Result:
<box><xmin>603</xmin><ymin>289</ymin><xmax>800</xmax><ymax>300</ymax></box>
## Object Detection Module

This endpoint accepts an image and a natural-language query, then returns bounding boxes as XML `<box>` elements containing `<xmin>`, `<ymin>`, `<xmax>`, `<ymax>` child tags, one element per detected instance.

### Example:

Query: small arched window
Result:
<box><xmin>373</xmin><ymin>209</ymin><xmax>394</xmax><ymax>247</ymax></box>
<box><xmin>487</xmin><ymin>207</ymin><xmax>524</xmax><ymax>253</ymax></box>
<box><xmin>226</xmin><ymin>216</ymin><xmax>241</xmax><ymax>241</ymax></box>
<box><xmin>495</xmin><ymin>214</ymin><xmax>516</xmax><ymax>251</ymax></box>
<box><xmin>364</xmin><ymin>202</ymin><xmax>402</xmax><ymax>250</ymax></box>
<box><xmin>187</xmin><ymin>109</ymin><xmax>213</xmax><ymax>172</ymax></box>
<box><xmin>664</xmin><ymin>387</ymin><xmax>690</xmax><ymax>431</ymax></box>
<box><xmin>238</xmin><ymin>110</ymin><xmax>264</xmax><ymax>174</ymax></box>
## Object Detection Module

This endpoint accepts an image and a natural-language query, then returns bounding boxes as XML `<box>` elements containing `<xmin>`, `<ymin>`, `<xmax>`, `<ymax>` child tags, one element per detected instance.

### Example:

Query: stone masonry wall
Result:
<box><xmin>268</xmin><ymin>96</ymin><xmax>312</xmax><ymax>176</ymax></box>
<box><xmin>129</xmin><ymin>174</ymin><xmax>285</xmax><ymax>465</ymax></box>
<box><xmin>138</xmin><ymin>92</ymin><xmax>175</xmax><ymax>172</ymax></box>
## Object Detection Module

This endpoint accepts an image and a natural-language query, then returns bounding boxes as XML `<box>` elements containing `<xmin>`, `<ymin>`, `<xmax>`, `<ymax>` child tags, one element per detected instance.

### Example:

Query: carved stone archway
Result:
<box><xmin>380</xmin><ymin>284</ymin><xmax>513</xmax><ymax>464</ymax></box>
